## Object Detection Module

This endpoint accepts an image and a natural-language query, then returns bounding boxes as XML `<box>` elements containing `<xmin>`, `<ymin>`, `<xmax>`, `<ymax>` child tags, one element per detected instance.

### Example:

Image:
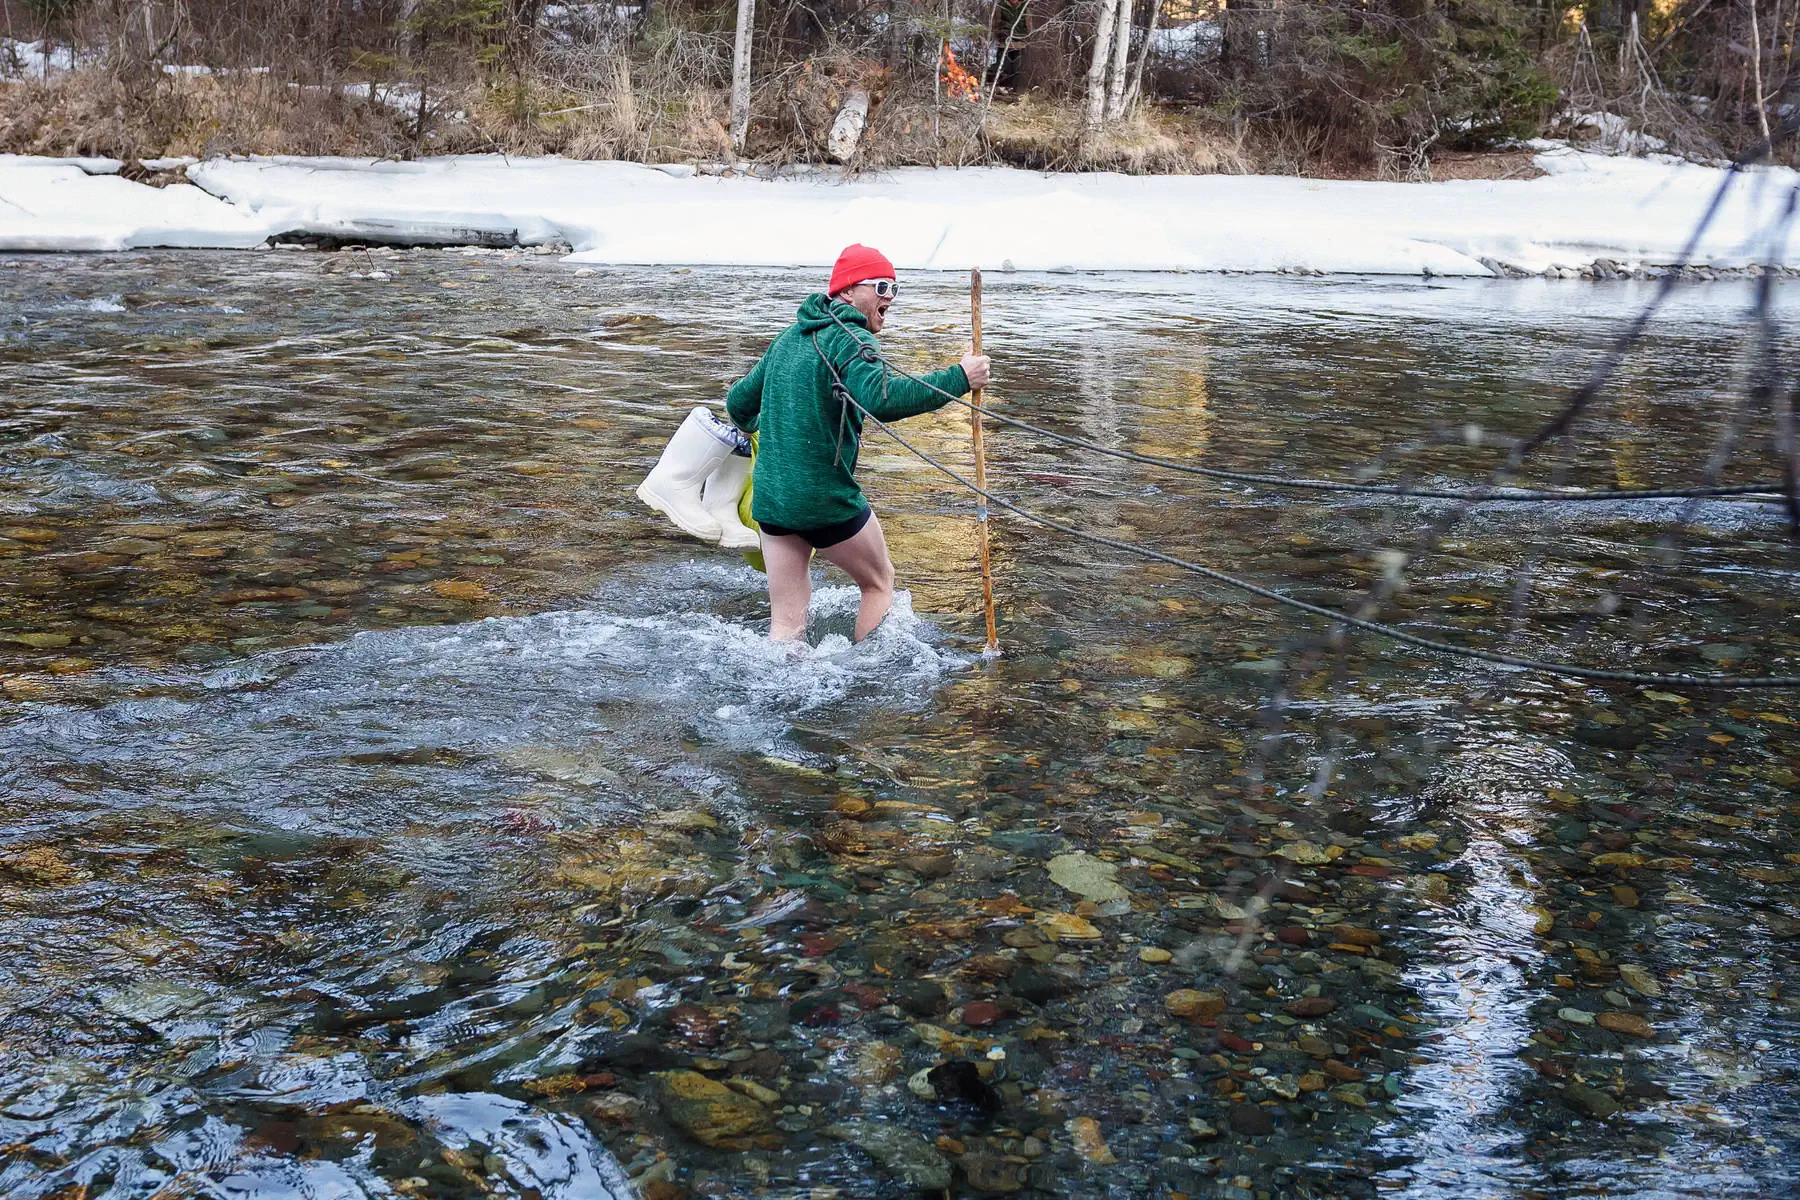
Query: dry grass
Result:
<box><xmin>0</xmin><ymin>67</ymin><xmax>742</xmax><ymax>163</ymax></box>
<box><xmin>1424</xmin><ymin>148</ymin><xmax>1547</xmax><ymax>181</ymax></box>
<box><xmin>480</xmin><ymin>75</ymin><xmax>734</xmax><ymax>162</ymax></box>
<box><xmin>984</xmin><ymin>96</ymin><xmax>1246</xmax><ymax>174</ymax></box>
<box><xmin>536</xmin><ymin>27</ymin><xmax>736</xmax><ymax>162</ymax></box>
<box><xmin>5</xmin><ymin>61</ymin><xmax>1519</xmax><ymax>181</ymax></box>
<box><xmin>1</xmin><ymin>74</ymin><xmax>175</xmax><ymax>160</ymax></box>
<box><xmin>0</xmin><ymin>71</ymin><xmax>416</xmax><ymax>159</ymax></box>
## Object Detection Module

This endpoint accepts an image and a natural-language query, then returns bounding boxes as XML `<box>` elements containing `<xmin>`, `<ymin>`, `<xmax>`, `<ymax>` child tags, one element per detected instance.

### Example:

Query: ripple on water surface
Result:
<box><xmin>4</xmin><ymin>564</ymin><xmax>966</xmax><ymax>833</ymax></box>
<box><xmin>1</xmin><ymin>252</ymin><xmax>1798</xmax><ymax>1200</ymax></box>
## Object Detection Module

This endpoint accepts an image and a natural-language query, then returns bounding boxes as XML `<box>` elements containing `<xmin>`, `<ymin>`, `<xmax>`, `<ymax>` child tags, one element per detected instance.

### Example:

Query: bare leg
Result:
<box><xmin>816</xmin><ymin>514</ymin><xmax>896</xmax><ymax>642</ymax></box>
<box><xmin>762</xmin><ymin>532</ymin><xmax>814</xmax><ymax>641</ymax></box>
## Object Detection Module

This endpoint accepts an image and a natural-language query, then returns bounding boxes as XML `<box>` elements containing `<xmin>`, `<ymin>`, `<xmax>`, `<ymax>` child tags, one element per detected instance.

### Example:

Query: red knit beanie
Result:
<box><xmin>828</xmin><ymin>244</ymin><xmax>896</xmax><ymax>296</ymax></box>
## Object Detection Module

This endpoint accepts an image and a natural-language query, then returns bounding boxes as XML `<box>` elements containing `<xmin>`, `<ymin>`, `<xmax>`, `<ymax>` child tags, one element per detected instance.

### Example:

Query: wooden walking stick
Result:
<box><xmin>970</xmin><ymin>269</ymin><xmax>1000</xmax><ymax>655</ymax></box>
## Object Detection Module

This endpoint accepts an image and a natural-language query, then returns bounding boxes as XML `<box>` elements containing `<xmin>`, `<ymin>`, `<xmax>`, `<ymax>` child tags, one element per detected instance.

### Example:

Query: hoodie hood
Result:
<box><xmin>796</xmin><ymin>293</ymin><xmax>869</xmax><ymax>335</ymax></box>
<box><xmin>724</xmin><ymin>289</ymin><xmax>967</xmax><ymax>530</ymax></box>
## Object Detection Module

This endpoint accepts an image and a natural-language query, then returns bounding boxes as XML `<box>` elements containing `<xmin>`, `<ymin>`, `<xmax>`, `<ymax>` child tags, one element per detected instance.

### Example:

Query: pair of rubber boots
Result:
<box><xmin>635</xmin><ymin>407</ymin><xmax>759</xmax><ymax>550</ymax></box>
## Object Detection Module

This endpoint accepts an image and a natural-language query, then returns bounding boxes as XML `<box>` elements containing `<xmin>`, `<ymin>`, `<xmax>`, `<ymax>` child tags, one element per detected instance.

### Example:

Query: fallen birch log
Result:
<box><xmin>828</xmin><ymin>89</ymin><xmax>871</xmax><ymax>163</ymax></box>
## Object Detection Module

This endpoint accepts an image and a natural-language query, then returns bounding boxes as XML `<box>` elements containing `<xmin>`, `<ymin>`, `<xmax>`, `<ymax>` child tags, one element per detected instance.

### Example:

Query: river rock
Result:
<box><xmin>1617</xmin><ymin>964</ymin><xmax>1661</xmax><ymax>997</ymax></box>
<box><xmin>1274</xmin><ymin>840</ymin><xmax>1332</xmax><ymax>865</ymax></box>
<box><xmin>585</xmin><ymin>1032</ymin><xmax>678</xmax><ymax>1072</ymax></box>
<box><xmin>1596</xmin><ymin>1011</ymin><xmax>1653</xmax><ymax>1038</ymax></box>
<box><xmin>965</xmin><ymin>953</ymin><xmax>1016</xmax><ymax>981</ymax></box>
<box><xmin>847</xmin><ymin>1042</ymin><xmax>903</xmax><ymax>1085</ymax></box>
<box><xmin>1284</xmin><ymin>996</ymin><xmax>1337</xmax><ymax>1017</ymax></box>
<box><xmin>1263</xmin><ymin>1074</ymin><xmax>1301</xmax><ymax>1100</ymax></box>
<box><xmin>102</xmin><ymin>978</ymin><xmax>210</xmax><ymax>1026</ymax></box>
<box><xmin>431</xmin><ymin>579</ymin><xmax>489</xmax><ymax>601</ymax></box>
<box><xmin>1557</xmin><ymin>1007</ymin><xmax>1595</xmax><ymax>1026</ymax></box>
<box><xmin>1009</xmin><ymin>966</ymin><xmax>1065</xmax><ymax>1004</ymax></box>
<box><xmin>1332</xmin><ymin>925</ymin><xmax>1382</xmax><ymax>947</ymax></box>
<box><xmin>903</xmin><ymin>852</ymin><xmax>956</xmax><ymax>879</ymax></box>
<box><xmin>1564</xmin><ymin>1083</ymin><xmax>1621</xmax><ymax>1118</ymax></box>
<box><xmin>0</xmin><ymin>678</ymin><xmax>52</xmax><ymax>700</ymax></box>
<box><xmin>1047</xmin><ymin>853</ymin><xmax>1127</xmax><ymax>903</ymax></box>
<box><xmin>1036</xmin><ymin>911</ymin><xmax>1102</xmax><ymax>941</ymax></box>
<box><xmin>961</xmin><ymin>1001</ymin><xmax>1002</xmax><ymax>1028</ymax></box>
<box><xmin>655</xmin><ymin>1070</ymin><xmax>772</xmax><ymax>1148</ymax></box>
<box><xmin>826</xmin><ymin>1121</ymin><xmax>952</xmax><ymax>1190</ymax></box>
<box><xmin>962</xmin><ymin>1152</ymin><xmax>1027</xmax><ymax>1192</ymax></box>
<box><xmin>2</xmin><ymin>633</ymin><xmax>72</xmax><ymax>649</ymax></box>
<box><xmin>94</xmin><ymin>537</ymin><xmax>164</xmax><ymax>557</ymax></box>
<box><xmin>925</xmin><ymin>1060</ymin><xmax>1001</xmax><ymax>1114</ymax></box>
<box><xmin>1164</xmin><ymin>989</ymin><xmax>1227</xmax><ymax>1020</ymax></box>
<box><xmin>0</xmin><ymin>845</ymin><xmax>88</xmax><ymax>885</ymax></box>
<box><xmin>886</xmin><ymin>978</ymin><xmax>945</xmax><ymax>1017</ymax></box>
<box><xmin>725</xmin><ymin>1078</ymin><xmax>779</xmax><ymax>1105</ymax></box>
<box><xmin>1065</xmin><ymin>1116</ymin><xmax>1117</xmax><ymax>1164</ymax></box>
<box><xmin>1228</xmin><ymin>1102</ymin><xmax>1274</xmax><ymax>1136</ymax></box>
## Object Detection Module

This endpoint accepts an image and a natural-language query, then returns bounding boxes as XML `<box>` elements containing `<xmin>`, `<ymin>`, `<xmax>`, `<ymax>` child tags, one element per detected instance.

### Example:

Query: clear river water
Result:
<box><xmin>2</xmin><ymin>249</ymin><xmax>1798</xmax><ymax>1200</ymax></box>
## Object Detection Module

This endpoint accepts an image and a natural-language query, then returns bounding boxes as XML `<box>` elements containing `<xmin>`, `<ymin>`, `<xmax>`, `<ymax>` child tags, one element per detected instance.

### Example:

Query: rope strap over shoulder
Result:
<box><xmin>809</xmin><ymin>330</ymin><xmax>859</xmax><ymax>472</ymax></box>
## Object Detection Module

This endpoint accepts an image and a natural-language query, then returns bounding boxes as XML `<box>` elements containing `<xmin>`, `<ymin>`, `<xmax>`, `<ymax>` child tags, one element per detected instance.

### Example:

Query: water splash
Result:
<box><xmin>0</xmin><ymin>564</ymin><xmax>968</xmax><ymax>835</ymax></box>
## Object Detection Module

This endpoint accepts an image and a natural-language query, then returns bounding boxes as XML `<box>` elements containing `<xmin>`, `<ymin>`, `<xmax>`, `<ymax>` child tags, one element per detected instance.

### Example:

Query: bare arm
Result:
<box><xmin>829</xmin><ymin>326</ymin><xmax>979</xmax><ymax>421</ymax></box>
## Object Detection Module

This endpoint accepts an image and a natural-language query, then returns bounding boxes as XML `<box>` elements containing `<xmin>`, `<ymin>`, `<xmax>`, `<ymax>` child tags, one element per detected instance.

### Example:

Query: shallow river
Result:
<box><xmin>2</xmin><ymin>249</ymin><xmax>1798</xmax><ymax>1200</ymax></box>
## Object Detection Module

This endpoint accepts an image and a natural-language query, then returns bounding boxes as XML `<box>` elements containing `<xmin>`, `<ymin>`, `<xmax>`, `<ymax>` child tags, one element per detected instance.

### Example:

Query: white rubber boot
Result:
<box><xmin>702</xmin><ymin>454</ymin><xmax>758</xmax><ymax>550</ymax></box>
<box><xmin>636</xmin><ymin>407</ymin><xmax>736</xmax><ymax>542</ymax></box>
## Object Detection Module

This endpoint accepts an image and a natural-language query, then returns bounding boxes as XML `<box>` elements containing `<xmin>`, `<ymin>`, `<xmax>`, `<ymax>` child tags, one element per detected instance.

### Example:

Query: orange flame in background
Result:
<box><xmin>940</xmin><ymin>47</ymin><xmax>981</xmax><ymax>102</ymax></box>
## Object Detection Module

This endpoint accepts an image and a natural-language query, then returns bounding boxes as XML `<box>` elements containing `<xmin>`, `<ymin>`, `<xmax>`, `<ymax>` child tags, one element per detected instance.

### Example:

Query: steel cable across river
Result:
<box><xmin>1</xmin><ymin>251</ymin><xmax>1798</xmax><ymax>1200</ymax></box>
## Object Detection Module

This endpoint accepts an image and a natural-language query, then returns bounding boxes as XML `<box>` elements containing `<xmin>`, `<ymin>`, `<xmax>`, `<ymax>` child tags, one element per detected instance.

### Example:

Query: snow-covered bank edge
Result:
<box><xmin>3</xmin><ymin>147</ymin><xmax>1797</xmax><ymax>279</ymax></box>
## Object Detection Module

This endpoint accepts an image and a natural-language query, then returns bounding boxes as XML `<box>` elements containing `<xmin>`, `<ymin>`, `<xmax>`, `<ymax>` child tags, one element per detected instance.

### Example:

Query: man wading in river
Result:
<box><xmin>737</xmin><ymin>245</ymin><xmax>989</xmax><ymax>641</ymax></box>
<box><xmin>639</xmin><ymin>245</ymin><xmax>990</xmax><ymax>642</ymax></box>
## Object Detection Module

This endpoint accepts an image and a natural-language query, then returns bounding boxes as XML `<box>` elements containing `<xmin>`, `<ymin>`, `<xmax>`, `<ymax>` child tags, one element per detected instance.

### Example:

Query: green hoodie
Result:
<box><xmin>726</xmin><ymin>294</ymin><xmax>970</xmax><ymax>531</ymax></box>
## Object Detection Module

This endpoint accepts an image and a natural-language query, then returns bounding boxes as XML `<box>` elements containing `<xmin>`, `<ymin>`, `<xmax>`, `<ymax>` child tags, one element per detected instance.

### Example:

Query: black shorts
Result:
<box><xmin>758</xmin><ymin>507</ymin><xmax>872</xmax><ymax>549</ymax></box>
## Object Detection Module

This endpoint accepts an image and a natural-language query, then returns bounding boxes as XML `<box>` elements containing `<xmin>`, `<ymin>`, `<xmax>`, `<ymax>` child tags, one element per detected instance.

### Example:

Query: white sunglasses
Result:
<box><xmin>858</xmin><ymin>279</ymin><xmax>900</xmax><ymax>299</ymax></box>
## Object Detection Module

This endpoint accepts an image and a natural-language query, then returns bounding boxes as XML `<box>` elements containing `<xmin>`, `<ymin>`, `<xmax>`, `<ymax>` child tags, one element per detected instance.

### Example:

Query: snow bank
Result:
<box><xmin>0</xmin><ymin>159</ymin><xmax>274</xmax><ymax>252</ymax></box>
<box><xmin>1152</xmin><ymin>20</ymin><xmax>1221</xmax><ymax>57</ymax></box>
<box><xmin>0</xmin><ymin>38</ymin><xmax>82</xmax><ymax>79</ymax></box>
<box><xmin>187</xmin><ymin>155</ymin><xmax>583</xmax><ymax>247</ymax></box>
<box><xmin>6</xmin><ymin>146</ymin><xmax>1798</xmax><ymax>274</ymax></box>
<box><xmin>186</xmin><ymin>148</ymin><xmax>1799</xmax><ymax>275</ymax></box>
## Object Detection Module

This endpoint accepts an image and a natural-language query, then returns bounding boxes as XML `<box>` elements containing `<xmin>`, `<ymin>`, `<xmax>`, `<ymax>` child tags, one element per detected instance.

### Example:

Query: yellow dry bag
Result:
<box><xmin>739</xmin><ymin>434</ymin><xmax>765</xmax><ymax>573</ymax></box>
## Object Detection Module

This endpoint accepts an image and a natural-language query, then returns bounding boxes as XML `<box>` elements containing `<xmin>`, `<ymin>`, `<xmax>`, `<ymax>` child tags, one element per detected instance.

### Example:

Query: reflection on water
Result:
<box><xmin>1380</xmin><ymin>737</ymin><xmax>1566</xmax><ymax>1196</ymax></box>
<box><xmin>1</xmin><ymin>250</ymin><xmax>1797</xmax><ymax>1199</ymax></box>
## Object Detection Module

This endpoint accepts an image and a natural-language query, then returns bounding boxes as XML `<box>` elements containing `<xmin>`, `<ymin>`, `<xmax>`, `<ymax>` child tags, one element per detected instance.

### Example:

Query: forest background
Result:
<box><xmin>2</xmin><ymin>0</ymin><xmax>1796</xmax><ymax>181</ymax></box>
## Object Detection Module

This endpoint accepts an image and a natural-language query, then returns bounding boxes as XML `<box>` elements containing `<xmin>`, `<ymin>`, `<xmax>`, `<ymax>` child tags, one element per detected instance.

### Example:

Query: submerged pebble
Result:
<box><xmin>1</xmin><ymin>255</ymin><xmax>1795</xmax><ymax>1200</ymax></box>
